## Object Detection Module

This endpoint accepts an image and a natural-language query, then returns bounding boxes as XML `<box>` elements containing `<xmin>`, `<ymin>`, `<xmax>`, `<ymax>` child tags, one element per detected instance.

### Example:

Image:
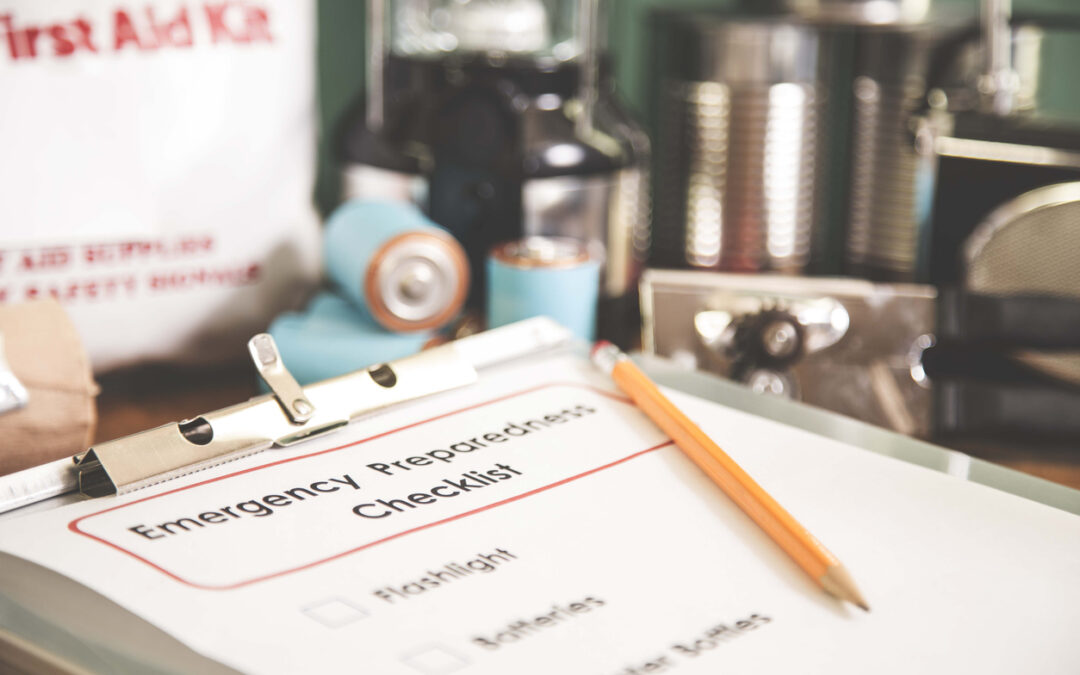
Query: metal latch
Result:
<box><xmin>248</xmin><ymin>334</ymin><xmax>314</xmax><ymax>424</ymax></box>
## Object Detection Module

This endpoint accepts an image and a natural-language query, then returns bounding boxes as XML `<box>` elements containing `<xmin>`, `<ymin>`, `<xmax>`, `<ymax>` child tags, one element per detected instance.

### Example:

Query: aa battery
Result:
<box><xmin>324</xmin><ymin>201</ymin><xmax>469</xmax><ymax>332</ymax></box>
<box><xmin>487</xmin><ymin>237</ymin><xmax>600</xmax><ymax>341</ymax></box>
<box><xmin>268</xmin><ymin>292</ymin><xmax>436</xmax><ymax>385</ymax></box>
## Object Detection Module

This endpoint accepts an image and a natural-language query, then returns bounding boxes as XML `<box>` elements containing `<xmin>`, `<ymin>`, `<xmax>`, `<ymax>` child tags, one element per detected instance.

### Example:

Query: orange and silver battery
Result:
<box><xmin>324</xmin><ymin>200</ymin><xmax>470</xmax><ymax>333</ymax></box>
<box><xmin>487</xmin><ymin>237</ymin><xmax>601</xmax><ymax>341</ymax></box>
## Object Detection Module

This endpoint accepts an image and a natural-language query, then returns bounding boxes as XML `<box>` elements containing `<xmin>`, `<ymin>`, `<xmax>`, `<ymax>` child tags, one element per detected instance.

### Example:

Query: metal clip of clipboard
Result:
<box><xmin>0</xmin><ymin>317</ymin><xmax>574</xmax><ymax>514</ymax></box>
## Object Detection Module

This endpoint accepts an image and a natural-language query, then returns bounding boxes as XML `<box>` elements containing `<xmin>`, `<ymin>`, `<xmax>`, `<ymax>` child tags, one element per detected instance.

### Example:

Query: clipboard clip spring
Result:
<box><xmin>71</xmin><ymin>334</ymin><xmax>481</xmax><ymax>498</ymax></box>
<box><xmin>249</xmin><ymin>333</ymin><xmax>316</xmax><ymax>424</ymax></box>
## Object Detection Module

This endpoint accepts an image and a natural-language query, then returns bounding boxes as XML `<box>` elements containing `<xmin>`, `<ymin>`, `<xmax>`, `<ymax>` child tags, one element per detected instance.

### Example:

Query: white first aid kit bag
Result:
<box><xmin>0</xmin><ymin>0</ymin><xmax>321</xmax><ymax>371</ymax></box>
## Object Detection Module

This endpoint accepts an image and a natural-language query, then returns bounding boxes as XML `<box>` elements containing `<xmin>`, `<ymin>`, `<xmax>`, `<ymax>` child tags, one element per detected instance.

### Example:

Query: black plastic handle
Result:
<box><xmin>935</xmin><ymin>378</ymin><xmax>1080</xmax><ymax>440</ymax></box>
<box><xmin>938</xmin><ymin>289</ymin><xmax>1080</xmax><ymax>350</ymax></box>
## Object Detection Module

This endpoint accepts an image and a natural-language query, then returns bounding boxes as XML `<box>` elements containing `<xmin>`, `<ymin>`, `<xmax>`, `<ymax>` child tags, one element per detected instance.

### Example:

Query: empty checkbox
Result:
<box><xmin>301</xmin><ymin>598</ymin><xmax>370</xmax><ymax>628</ymax></box>
<box><xmin>400</xmin><ymin>644</ymin><xmax>470</xmax><ymax>674</ymax></box>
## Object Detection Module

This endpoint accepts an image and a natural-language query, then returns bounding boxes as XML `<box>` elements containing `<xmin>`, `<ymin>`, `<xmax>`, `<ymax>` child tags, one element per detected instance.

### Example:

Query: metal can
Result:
<box><xmin>843</xmin><ymin>29</ymin><xmax>936</xmax><ymax>281</ymax></box>
<box><xmin>651</xmin><ymin>15</ymin><xmax>826</xmax><ymax>273</ymax></box>
<box><xmin>487</xmin><ymin>237</ymin><xmax>600</xmax><ymax>341</ymax></box>
<box><xmin>324</xmin><ymin>201</ymin><xmax>470</xmax><ymax>332</ymax></box>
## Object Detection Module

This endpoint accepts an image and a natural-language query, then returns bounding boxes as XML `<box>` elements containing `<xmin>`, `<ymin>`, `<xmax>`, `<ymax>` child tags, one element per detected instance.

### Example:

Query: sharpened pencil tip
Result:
<box><xmin>820</xmin><ymin>565</ymin><xmax>869</xmax><ymax>613</ymax></box>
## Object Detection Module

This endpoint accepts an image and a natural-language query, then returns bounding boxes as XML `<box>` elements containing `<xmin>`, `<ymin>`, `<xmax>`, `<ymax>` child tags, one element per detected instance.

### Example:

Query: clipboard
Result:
<box><xmin>1</xmin><ymin>324</ymin><xmax>1079</xmax><ymax>675</ymax></box>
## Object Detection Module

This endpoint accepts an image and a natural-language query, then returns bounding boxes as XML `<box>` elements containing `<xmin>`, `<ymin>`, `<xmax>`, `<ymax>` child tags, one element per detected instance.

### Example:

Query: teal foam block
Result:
<box><xmin>267</xmin><ymin>291</ymin><xmax>433</xmax><ymax>385</ymax></box>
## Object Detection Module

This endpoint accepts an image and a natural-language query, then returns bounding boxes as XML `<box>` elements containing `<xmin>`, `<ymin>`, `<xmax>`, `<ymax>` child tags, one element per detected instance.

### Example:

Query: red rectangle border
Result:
<box><xmin>68</xmin><ymin>382</ymin><xmax>673</xmax><ymax>590</ymax></box>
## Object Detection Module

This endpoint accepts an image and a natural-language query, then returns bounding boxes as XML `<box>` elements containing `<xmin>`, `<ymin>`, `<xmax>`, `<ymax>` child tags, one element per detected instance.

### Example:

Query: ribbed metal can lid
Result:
<box><xmin>491</xmin><ymin>236</ymin><xmax>593</xmax><ymax>269</ymax></box>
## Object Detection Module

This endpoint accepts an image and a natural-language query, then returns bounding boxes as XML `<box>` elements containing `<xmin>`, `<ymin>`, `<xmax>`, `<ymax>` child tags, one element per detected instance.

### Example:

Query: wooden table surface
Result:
<box><xmin>93</xmin><ymin>361</ymin><xmax>1080</xmax><ymax>492</ymax></box>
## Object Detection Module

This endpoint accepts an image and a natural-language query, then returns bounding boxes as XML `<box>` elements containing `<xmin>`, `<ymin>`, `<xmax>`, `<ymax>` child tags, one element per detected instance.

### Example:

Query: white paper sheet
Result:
<box><xmin>1</xmin><ymin>354</ymin><xmax>1079</xmax><ymax>674</ymax></box>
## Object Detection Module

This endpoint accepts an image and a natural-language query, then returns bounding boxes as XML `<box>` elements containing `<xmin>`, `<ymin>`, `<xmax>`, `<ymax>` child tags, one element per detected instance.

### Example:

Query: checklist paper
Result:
<box><xmin>1</xmin><ymin>354</ymin><xmax>1079</xmax><ymax>674</ymax></box>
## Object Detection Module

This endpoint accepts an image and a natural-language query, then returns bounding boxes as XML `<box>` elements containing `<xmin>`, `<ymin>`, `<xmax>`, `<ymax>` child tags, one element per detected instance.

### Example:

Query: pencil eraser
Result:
<box><xmin>591</xmin><ymin>340</ymin><xmax>614</xmax><ymax>358</ymax></box>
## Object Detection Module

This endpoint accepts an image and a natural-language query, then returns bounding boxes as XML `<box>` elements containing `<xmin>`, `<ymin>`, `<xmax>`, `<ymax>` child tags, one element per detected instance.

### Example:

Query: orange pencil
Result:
<box><xmin>591</xmin><ymin>341</ymin><xmax>869</xmax><ymax>611</ymax></box>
